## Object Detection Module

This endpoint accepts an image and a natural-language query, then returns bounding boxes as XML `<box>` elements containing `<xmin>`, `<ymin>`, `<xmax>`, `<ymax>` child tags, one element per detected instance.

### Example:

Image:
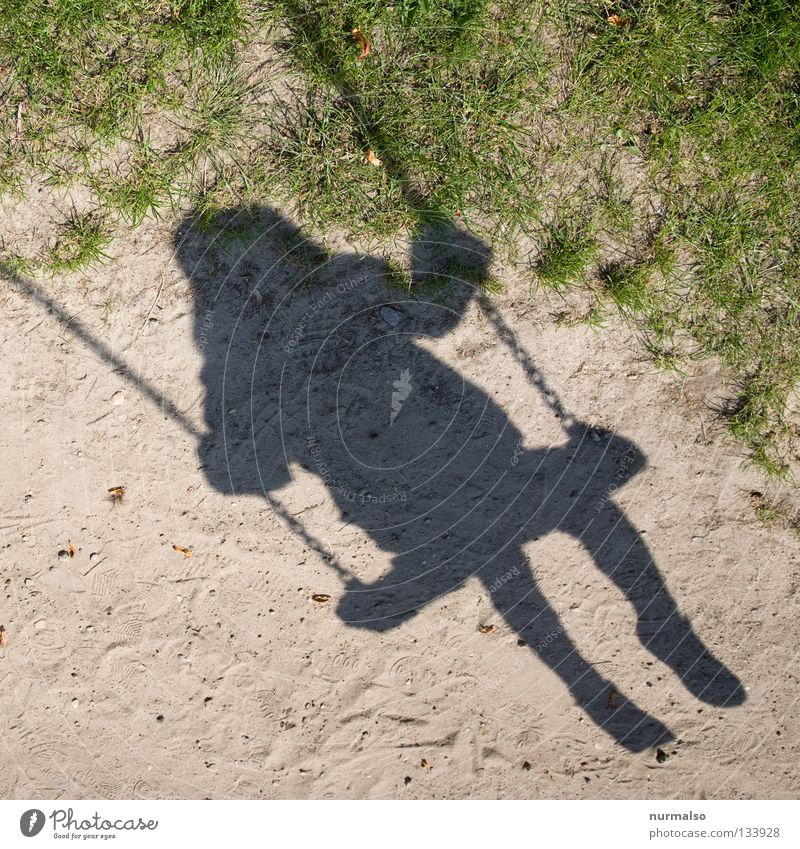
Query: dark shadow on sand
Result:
<box><xmin>175</xmin><ymin>205</ymin><xmax>745</xmax><ymax>752</ymax></box>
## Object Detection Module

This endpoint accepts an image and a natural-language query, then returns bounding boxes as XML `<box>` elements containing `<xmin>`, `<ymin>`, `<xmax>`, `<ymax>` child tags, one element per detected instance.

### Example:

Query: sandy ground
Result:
<box><xmin>1</xmin><ymin>202</ymin><xmax>799</xmax><ymax>799</ymax></box>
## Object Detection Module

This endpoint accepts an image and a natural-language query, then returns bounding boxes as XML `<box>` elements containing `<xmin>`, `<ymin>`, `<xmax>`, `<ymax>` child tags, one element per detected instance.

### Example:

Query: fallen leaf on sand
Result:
<box><xmin>607</xmin><ymin>690</ymin><xmax>619</xmax><ymax>709</ymax></box>
<box><xmin>478</xmin><ymin>624</ymin><xmax>495</xmax><ymax>634</ymax></box>
<box><xmin>108</xmin><ymin>485</ymin><xmax>126</xmax><ymax>504</ymax></box>
<box><xmin>366</xmin><ymin>149</ymin><xmax>383</xmax><ymax>167</ymax></box>
<box><xmin>173</xmin><ymin>545</ymin><xmax>193</xmax><ymax>558</ymax></box>
<box><xmin>67</xmin><ymin>542</ymin><xmax>76</xmax><ymax>558</ymax></box>
<box><xmin>351</xmin><ymin>28</ymin><xmax>371</xmax><ymax>60</ymax></box>
<box><xmin>0</xmin><ymin>626</ymin><xmax>6</xmax><ymax>647</ymax></box>
<box><xmin>312</xmin><ymin>594</ymin><xmax>331</xmax><ymax>603</ymax></box>
<box><xmin>607</xmin><ymin>14</ymin><xmax>630</xmax><ymax>27</ymax></box>
<box><xmin>420</xmin><ymin>758</ymin><xmax>430</xmax><ymax>769</ymax></box>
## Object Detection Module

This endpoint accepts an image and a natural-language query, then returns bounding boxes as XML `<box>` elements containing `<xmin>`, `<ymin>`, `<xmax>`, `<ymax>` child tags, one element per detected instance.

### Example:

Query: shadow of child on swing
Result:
<box><xmin>176</xmin><ymin>204</ymin><xmax>744</xmax><ymax>753</ymax></box>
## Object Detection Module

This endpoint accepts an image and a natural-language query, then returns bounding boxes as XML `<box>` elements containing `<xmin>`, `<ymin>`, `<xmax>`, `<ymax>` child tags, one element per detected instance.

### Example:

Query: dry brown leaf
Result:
<box><xmin>420</xmin><ymin>758</ymin><xmax>430</xmax><ymax>769</ymax></box>
<box><xmin>0</xmin><ymin>626</ymin><xmax>6</xmax><ymax>648</ymax></box>
<box><xmin>366</xmin><ymin>149</ymin><xmax>383</xmax><ymax>167</ymax></box>
<box><xmin>478</xmin><ymin>624</ymin><xmax>495</xmax><ymax>634</ymax></box>
<box><xmin>312</xmin><ymin>594</ymin><xmax>331</xmax><ymax>603</ymax></box>
<box><xmin>173</xmin><ymin>545</ymin><xmax>193</xmax><ymax>558</ymax></box>
<box><xmin>67</xmin><ymin>542</ymin><xmax>76</xmax><ymax>558</ymax></box>
<box><xmin>607</xmin><ymin>14</ymin><xmax>630</xmax><ymax>27</ymax></box>
<box><xmin>607</xmin><ymin>690</ymin><xmax>619</xmax><ymax>709</ymax></box>
<box><xmin>351</xmin><ymin>27</ymin><xmax>371</xmax><ymax>60</ymax></box>
<box><xmin>108</xmin><ymin>485</ymin><xmax>126</xmax><ymax>504</ymax></box>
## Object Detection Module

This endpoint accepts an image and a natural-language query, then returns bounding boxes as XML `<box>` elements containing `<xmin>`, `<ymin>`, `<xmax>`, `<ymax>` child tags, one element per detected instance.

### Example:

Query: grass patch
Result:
<box><xmin>558</xmin><ymin>0</ymin><xmax>800</xmax><ymax>474</ymax></box>
<box><xmin>535</xmin><ymin>218</ymin><xmax>597</xmax><ymax>290</ymax></box>
<box><xmin>0</xmin><ymin>0</ymin><xmax>799</xmax><ymax>475</ymax></box>
<box><xmin>254</xmin><ymin>0</ymin><xmax>545</xmax><ymax>241</ymax></box>
<box><xmin>46</xmin><ymin>211</ymin><xmax>111</xmax><ymax>273</ymax></box>
<box><xmin>0</xmin><ymin>0</ymin><xmax>250</xmax><ymax>265</ymax></box>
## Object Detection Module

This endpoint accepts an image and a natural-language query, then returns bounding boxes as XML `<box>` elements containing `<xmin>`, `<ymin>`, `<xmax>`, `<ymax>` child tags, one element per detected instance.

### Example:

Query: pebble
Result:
<box><xmin>380</xmin><ymin>306</ymin><xmax>402</xmax><ymax>327</ymax></box>
<box><xmin>57</xmin><ymin>549</ymin><xmax>70</xmax><ymax>561</ymax></box>
<box><xmin>34</xmin><ymin>619</ymin><xmax>46</xmax><ymax>630</ymax></box>
<box><xmin>71</xmin><ymin>698</ymin><xmax>79</xmax><ymax>709</ymax></box>
<box><xmin>24</xmin><ymin>578</ymin><xmax>33</xmax><ymax>588</ymax></box>
<box><xmin>147</xmin><ymin>317</ymin><xmax>159</xmax><ymax>332</ymax></box>
<box><xmin>111</xmin><ymin>391</ymin><xmax>125</xmax><ymax>406</ymax></box>
<box><xmin>253</xmin><ymin>289</ymin><xmax>264</xmax><ymax>306</ymax></box>
<box><xmin>89</xmin><ymin>552</ymin><xmax>99</xmax><ymax>563</ymax></box>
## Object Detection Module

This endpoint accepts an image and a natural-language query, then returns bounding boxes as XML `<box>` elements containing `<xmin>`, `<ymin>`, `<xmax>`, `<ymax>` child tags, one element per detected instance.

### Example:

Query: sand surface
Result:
<box><xmin>1</xmin><ymin>204</ymin><xmax>799</xmax><ymax>799</ymax></box>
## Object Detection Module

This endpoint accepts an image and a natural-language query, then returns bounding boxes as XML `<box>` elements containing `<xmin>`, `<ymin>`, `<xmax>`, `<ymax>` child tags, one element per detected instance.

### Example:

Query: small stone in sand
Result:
<box><xmin>380</xmin><ymin>306</ymin><xmax>402</xmax><ymax>327</ymax></box>
<box><xmin>111</xmin><ymin>391</ymin><xmax>125</xmax><ymax>406</ymax></box>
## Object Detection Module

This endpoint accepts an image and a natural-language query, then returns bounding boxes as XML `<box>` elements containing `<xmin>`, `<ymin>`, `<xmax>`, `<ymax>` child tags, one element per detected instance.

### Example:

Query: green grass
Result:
<box><xmin>46</xmin><ymin>211</ymin><xmax>111</xmax><ymax>273</ymax></box>
<box><xmin>535</xmin><ymin>218</ymin><xmax>597</xmax><ymax>290</ymax></box>
<box><xmin>552</xmin><ymin>0</ymin><xmax>800</xmax><ymax>474</ymax></box>
<box><xmin>255</xmin><ymin>0</ymin><xmax>545</xmax><ymax>241</ymax></box>
<box><xmin>1</xmin><ymin>0</ymin><xmax>799</xmax><ymax>475</ymax></box>
<box><xmin>0</xmin><ymin>0</ymin><xmax>249</xmax><ymax>256</ymax></box>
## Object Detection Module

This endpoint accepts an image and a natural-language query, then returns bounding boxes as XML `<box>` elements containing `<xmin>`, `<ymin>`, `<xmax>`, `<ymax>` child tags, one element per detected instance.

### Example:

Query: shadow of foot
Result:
<box><xmin>640</xmin><ymin>615</ymin><xmax>746</xmax><ymax>707</ymax></box>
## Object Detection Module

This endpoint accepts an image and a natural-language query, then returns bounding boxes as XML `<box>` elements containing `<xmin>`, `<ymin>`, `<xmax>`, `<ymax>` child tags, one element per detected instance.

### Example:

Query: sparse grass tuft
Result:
<box><xmin>46</xmin><ymin>212</ymin><xmax>111</xmax><ymax>274</ymax></box>
<box><xmin>535</xmin><ymin>219</ymin><xmax>596</xmax><ymax>291</ymax></box>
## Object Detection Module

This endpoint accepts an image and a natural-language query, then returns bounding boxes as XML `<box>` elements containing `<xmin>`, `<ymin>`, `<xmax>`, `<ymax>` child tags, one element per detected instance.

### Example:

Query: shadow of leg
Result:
<box><xmin>485</xmin><ymin>556</ymin><xmax>674</xmax><ymax>753</ymax></box>
<box><xmin>572</xmin><ymin>501</ymin><xmax>746</xmax><ymax>707</ymax></box>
